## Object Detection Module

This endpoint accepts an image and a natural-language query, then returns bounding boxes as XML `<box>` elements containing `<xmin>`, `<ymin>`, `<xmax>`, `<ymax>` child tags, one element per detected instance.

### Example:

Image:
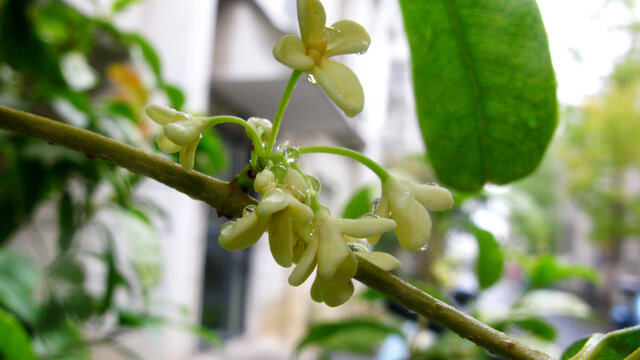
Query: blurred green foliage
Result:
<box><xmin>0</xmin><ymin>0</ymin><xmax>225</xmax><ymax>357</ymax></box>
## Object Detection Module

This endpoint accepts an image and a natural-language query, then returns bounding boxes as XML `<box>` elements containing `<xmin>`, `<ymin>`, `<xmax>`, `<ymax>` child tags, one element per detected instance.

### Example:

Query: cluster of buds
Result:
<box><xmin>218</xmin><ymin>167</ymin><xmax>402</xmax><ymax>306</ymax></box>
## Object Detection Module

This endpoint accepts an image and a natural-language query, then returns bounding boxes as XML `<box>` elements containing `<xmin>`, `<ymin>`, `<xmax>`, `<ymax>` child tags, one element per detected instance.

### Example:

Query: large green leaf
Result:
<box><xmin>472</xmin><ymin>227</ymin><xmax>503</xmax><ymax>289</ymax></box>
<box><xmin>399</xmin><ymin>0</ymin><xmax>557</xmax><ymax>191</ymax></box>
<box><xmin>0</xmin><ymin>309</ymin><xmax>37</xmax><ymax>360</ymax></box>
<box><xmin>296</xmin><ymin>318</ymin><xmax>402</xmax><ymax>355</ymax></box>
<box><xmin>526</xmin><ymin>254</ymin><xmax>600</xmax><ymax>288</ymax></box>
<box><xmin>0</xmin><ymin>251</ymin><xmax>39</xmax><ymax>324</ymax></box>
<box><xmin>561</xmin><ymin>325</ymin><xmax>640</xmax><ymax>360</ymax></box>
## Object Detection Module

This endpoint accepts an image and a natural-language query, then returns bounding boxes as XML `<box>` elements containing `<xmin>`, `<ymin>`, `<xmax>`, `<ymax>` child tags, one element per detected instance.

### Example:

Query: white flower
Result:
<box><xmin>145</xmin><ymin>104</ymin><xmax>210</xmax><ymax>170</ymax></box>
<box><xmin>372</xmin><ymin>178</ymin><xmax>453</xmax><ymax>251</ymax></box>
<box><xmin>273</xmin><ymin>0</ymin><xmax>370</xmax><ymax>117</ymax></box>
<box><xmin>288</xmin><ymin>207</ymin><xmax>396</xmax><ymax>307</ymax></box>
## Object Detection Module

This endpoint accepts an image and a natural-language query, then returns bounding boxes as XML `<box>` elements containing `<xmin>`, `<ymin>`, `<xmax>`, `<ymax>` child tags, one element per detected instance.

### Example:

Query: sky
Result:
<box><xmin>537</xmin><ymin>0</ymin><xmax>633</xmax><ymax>105</ymax></box>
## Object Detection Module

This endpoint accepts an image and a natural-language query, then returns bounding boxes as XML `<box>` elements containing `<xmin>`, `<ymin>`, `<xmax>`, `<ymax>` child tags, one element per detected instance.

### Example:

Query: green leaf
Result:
<box><xmin>342</xmin><ymin>185</ymin><xmax>376</xmax><ymax>219</ymax></box>
<box><xmin>527</xmin><ymin>255</ymin><xmax>600</xmax><ymax>288</ymax></box>
<box><xmin>194</xmin><ymin>130</ymin><xmax>228</xmax><ymax>175</ymax></box>
<box><xmin>164</xmin><ymin>84</ymin><xmax>185</xmax><ymax>110</ymax></box>
<box><xmin>296</xmin><ymin>318</ymin><xmax>402</xmax><ymax>355</ymax></box>
<box><xmin>0</xmin><ymin>309</ymin><xmax>37</xmax><ymax>360</ymax></box>
<box><xmin>472</xmin><ymin>227</ymin><xmax>503</xmax><ymax>289</ymax></box>
<box><xmin>112</xmin><ymin>0</ymin><xmax>143</xmax><ymax>13</ymax></box>
<box><xmin>399</xmin><ymin>0</ymin><xmax>557</xmax><ymax>192</ymax></box>
<box><xmin>127</xmin><ymin>34</ymin><xmax>161</xmax><ymax>80</ymax></box>
<box><xmin>0</xmin><ymin>251</ymin><xmax>39</xmax><ymax>323</ymax></box>
<box><xmin>57</xmin><ymin>191</ymin><xmax>76</xmax><ymax>252</ymax></box>
<box><xmin>561</xmin><ymin>325</ymin><xmax>640</xmax><ymax>360</ymax></box>
<box><xmin>512</xmin><ymin>317</ymin><xmax>556</xmax><ymax>341</ymax></box>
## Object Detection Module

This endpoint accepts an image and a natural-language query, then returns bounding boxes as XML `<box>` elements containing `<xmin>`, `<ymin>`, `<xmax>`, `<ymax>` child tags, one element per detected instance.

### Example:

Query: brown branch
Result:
<box><xmin>0</xmin><ymin>105</ymin><xmax>257</xmax><ymax>218</ymax></box>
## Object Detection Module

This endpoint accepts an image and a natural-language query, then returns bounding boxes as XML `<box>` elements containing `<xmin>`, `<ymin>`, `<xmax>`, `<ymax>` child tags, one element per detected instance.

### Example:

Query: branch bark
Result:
<box><xmin>0</xmin><ymin>105</ymin><xmax>552</xmax><ymax>360</ymax></box>
<box><xmin>0</xmin><ymin>105</ymin><xmax>257</xmax><ymax>218</ymax></box>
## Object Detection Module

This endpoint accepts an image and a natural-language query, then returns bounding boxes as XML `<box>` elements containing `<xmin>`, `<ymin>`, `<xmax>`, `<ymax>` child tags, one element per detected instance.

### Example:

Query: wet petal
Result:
<box><xmin>318</xmin><ymin>276</ymin><xmax>354</xmax><ymax>307</ymax></box>
<box><xmin>145</xmin><ymin>104</ymin><xmax>178</xmax><ymax>125</ymax></box>
<box><xmin>256</xmin><ymin>188</ymin><xmax>289</xmax><ymax>219</ymax></box>
<box><xmin>325</xmin><ymin>20</ymin><xmax>371</xmax><ymax>57</ymax></box>
<box><xmin>284</xmin><ymin>194</ymin><xmax>314</xmax><ymax>224</ymax></box>
<box><xmin>179</xmin><ymin>140</ymin><xmax>199</xmax><ymax>170</ymax></box>
<box><xmin>390</xmin><ymin>196</ymin><xmax>432</xmax><ymax>251</ymax></box>
<box><xmin>334</xmin><ymin>216</ymin><xmax>396</xmax><ymax>238</ymax></box>
<box><xmin>268</xmin><ymin>212</ymin><xmax>294</xmax><ymax>267</ymax></box>
<box><xmin>368</xmin><ymin>196</ymin><xmax>390</xmax><ymax>245</ymax></box>
<box><xmin>297</xmin><ymin>0</ymin><xmax>326</xmax><ymax>43</ymax></box>
<box><xmin>284</xmin><ymin>168</ymin><xmax>309</xmax><ymax>198</ymax></box>
<box><xmin>218</xmin><ymin>212</ymin><xmax>266</xmax><ymax>250</ymax></box>
<box><xmin>164</xmin><ymin>115</ymin><xmax>209</xmax><ymax>146</ymax></box>
<box><xmin>313</xmin><ymin>59</ymin><xmax>364</xmax><ymax>117</ymax></box>
<box><xmin>156</xmin><ymin>134</ymin><xmax>181</xmax><ymax>153</ymax></box>
<box><xmin>273</xmin><ymin>35</ymin><xmax>314</xmax><ymax>70</ymax></box>
<box><xmin>316</xmin><ymin>211</ymin><xmax>350</xmax><ymax>279</ymax></box>
<box><xmin>331</xmin><ymin>252</ymin><xmax>357</xmax><ymax>283</ymax></box>
<box><xmin>288</xmin><ymin>237</ymin><xmax>318</xmax><ymax>286</ymax></box>
<box><xmin>356</xmin><ymin>251</ymin><xmax>401</xmax><ymax>271</ymax></box>
<box><xmin>406</xmin><ymin>181</ymin><xmax>454</xmax><ymax>211</ymax></box>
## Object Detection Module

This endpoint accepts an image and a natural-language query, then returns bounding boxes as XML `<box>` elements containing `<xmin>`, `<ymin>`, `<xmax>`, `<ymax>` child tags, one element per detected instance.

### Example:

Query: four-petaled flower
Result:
<box><xmin>273</xmin><ymin>0</ymin><xmax>371</xmax><ymax>117</ymax></box>
<box><xmin>145</xmin><ymin>104</ymin><xmax>210</xmax><ymax>170</ymax></box>
<box><xmin>371</xmin><ymin>178</ymin><xmax>454</xmax><ymax>251</ymax></box>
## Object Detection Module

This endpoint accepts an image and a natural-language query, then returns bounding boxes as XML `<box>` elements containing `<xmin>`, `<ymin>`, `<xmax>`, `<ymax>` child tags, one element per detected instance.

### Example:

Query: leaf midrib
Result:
<box><xmin>442</xmin><ymin>0</ymin><xmax>489</xmax><ymax>181</ymax></box>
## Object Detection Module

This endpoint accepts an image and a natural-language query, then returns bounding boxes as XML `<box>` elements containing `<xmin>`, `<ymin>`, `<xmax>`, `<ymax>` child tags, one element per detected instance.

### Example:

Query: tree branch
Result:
<box><xmin>355</xmin><ymin>258</ymin><xmax>553</xmax><ymax>360</ymax></box>
<box><xmin>0</xmin><ymin>105</ymin><xmax>552</xmax><ymax>360</ymax></box>
<box><xmin>0</xmin><ymin>105</ymin><xmax>257</xmax><ymax>218</ymax></box>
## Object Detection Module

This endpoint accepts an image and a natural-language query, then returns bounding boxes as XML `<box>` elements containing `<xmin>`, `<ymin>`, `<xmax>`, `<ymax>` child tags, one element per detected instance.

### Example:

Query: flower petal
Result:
<box><xmin>218</xmin><ymin>212</ymin><xmax>266</xmax><ymax>251</ymax></box>
<box><xmin>318</xmin><ymin>276</ymin><xmax>354</xmax><ymax>307</ymax></box>
<box><xmin>334</xmin><ymin>216</ymin><xmax>396</xmax><ymax>238</ymax></box>
<box><xmin>179</xmin><ymin>140</ymin><xmax>199</xmax><ymax>170</ymax></box>
<box><xmin>356</xmin><ymin>252</ymin><xmax>401</xmax><ymax>271</ymax></box>
<box><xmin>331</xmin><ymin>252</ymin><xmax>357</xmax><ymax>283</ymax></box>
<box><xmin>268</xmin><ymin>212</ymin><xmax>294</xmax><ymax>267</ymax></box>
<box><xmin>297</xmin><ymin>0</ymin><xmax>326</xmax><ymax>44</ymax></box>
<box><xmin>164</xmin><ymin>115</ymin><xmax>208</xmax><ymax>146</ymax></box>
<box><xmin>406</xmin><ymin>181</ymin><xmax>454</xmax><ymax>211</ymax></box>
<box><xmin>156</xmin><ymin>134</ymin><xmax>181</xmax><ymax>153</ymax></box>
<box><xmin>325</xmin><ymin>20</ymin><xmax>371</xmax><ymax>57</ymax></box>
<box><xmin>145</xmin><ymin>104</ymin><xmax>178</xmax><ymax>125</ymax></box>
<box><xmin>284</xmin><ymin>194</ymin><xmax>314</xmax><ymax>224</ymax></box>
<box><xmin>288</xmin><ymin>237</ymin><xmax>318</xmax><ymax>286</ymax></box>
<box><xmin>313</xmin><ymin>59</ymin><xmax>364</xmax><ymax>117</ymax></box>
<box><xmin>368</xmin><ymin>196</ymin><xmax>390</xmax><ymax>245</ymax></box>
<box><xmin>256</xmin><ymin>188</ymin><xmax>289</xmax><ymax>219</ymax></box>
<box><xmin>316</xmin><ymin>210</ymin><xmax>350</xmax><ymax>279</ymax></box>
<box><xmin>390</xmin><ymin>196</ymin><xmax>432</xmax><ymax>251</ymax></box>
<box><xmin>273</xmin><ymin>35</ymin><xmax>314</xmax><ymax>70</ymax></box>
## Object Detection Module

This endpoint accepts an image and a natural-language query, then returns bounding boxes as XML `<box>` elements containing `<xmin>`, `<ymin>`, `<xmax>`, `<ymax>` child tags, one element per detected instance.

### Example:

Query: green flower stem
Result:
<box><xmin>0</xmin><ymin>105</ymin><xmax>257</xmax><ymax>218</ymax></box>
<box><xmin>266</xmin><ymin>70</ymin><xmax>303</xmax><ymax>154</ymax></box>
<box><xmin>298</xmin><ymin>145</ymin><xmax>390</xmax><ymax>181</ymax></box>
<box><xmin>355</xmin><ymin>257</ymin><xmax>553</xmax><ymax>360</ymax></box>
<box><xmin>1</xmin><ymin>105</ymin><xmax>552</xmax><ymax>360</ymax></box>
<box><xmin>206</xmin><ymin>115</ymin><xmax>264</xmax><ymax>156</ymax></box>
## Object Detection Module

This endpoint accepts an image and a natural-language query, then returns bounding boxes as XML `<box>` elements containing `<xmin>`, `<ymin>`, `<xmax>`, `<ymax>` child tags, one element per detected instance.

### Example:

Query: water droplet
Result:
<box><xmin>307</xmin><ymin>74</ymin><xmax>317</xmax><ymax>84</ymax></box>
<box><xmin>428</xmin><ymin>182</ymin><xmax>439</xmax><ymax>187</ymax></box>
<box><xmin>284</xmin><ymin>146</ymin><xmax>300</xmax><ymax>163</ymax></box>
<box><xmin>220</xmin><ymin>220</ymin><xmax>236</xmax><ymax>236</ymax></box>
<box><xmin>305</xmin><ymin>174</ymin><xmax>321</xmax><ymax>193</ymax></box>
<box><xmin>361</xmin><ymin>213</ymin><xmax>380</xmax><ymax>219</ymax></box>
<box><xmin>394</xmin><ymin>191</ymin><xmax>412</xmax><ymax>208</ymax></box>
<box><xmin>371</xmin><ymin>197</ymin><xmax>381</xmax><ymax>211</ymax></box>
<box><xmin>243</xmin><ymin>205</ymin><xmax>257</xmax><ymax>216</ymax></box>
<box><xmin>419</xmin><ymin>244</ymin><xmax>429</xmax><ymax>252</ymax></box>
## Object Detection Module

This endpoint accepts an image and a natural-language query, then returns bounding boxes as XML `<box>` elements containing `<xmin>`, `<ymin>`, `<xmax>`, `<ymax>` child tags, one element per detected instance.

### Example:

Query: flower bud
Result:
<box><xmin>145</xmin><ymin>104</ymin><xmax>179</xmax><ymax>125</ymax></box>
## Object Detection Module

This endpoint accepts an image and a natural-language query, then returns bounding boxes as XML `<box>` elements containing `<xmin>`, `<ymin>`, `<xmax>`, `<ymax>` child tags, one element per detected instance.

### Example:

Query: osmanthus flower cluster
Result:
<box><xmin>144</xmin><ymin>0</ymin><xmax>453</xmax><ymax>307</ymax></box>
